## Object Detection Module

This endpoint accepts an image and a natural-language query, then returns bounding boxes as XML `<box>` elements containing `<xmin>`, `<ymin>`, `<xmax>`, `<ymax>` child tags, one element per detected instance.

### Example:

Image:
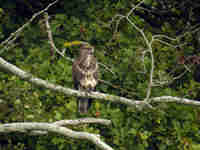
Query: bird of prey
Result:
<box><xmin>72</xmin><ymin>44</ymin><xmax>98</xmax><ymax>113</ymax></box>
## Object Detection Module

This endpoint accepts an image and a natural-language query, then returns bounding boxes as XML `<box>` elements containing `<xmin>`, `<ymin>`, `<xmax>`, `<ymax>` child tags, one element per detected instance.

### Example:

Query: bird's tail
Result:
<box><xmin>78</xmin><ymin>98</ymin><xmax>92</xmax><ymax>114</ymax></box>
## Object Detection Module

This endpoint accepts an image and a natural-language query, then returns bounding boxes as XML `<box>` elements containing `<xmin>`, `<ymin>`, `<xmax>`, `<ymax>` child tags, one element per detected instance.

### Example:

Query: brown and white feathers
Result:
<box><xmin>72</xmin><ymin>44</ymin><xmax>98</xmax><ymax>113</ymax></box>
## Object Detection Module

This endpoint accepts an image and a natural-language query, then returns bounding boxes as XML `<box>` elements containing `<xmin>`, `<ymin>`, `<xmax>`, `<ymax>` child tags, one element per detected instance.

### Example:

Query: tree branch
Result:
<box><xmin>0</xmin><ymin>122</ymin><xmax>113</xmax><ymax>150</ymax></box>
<box><xmin>44</xmin><ymin>12</ymin><xmax>73</xmax><ymax>61</ymax></box>
<box><xmin>1</xmin><ymin>55</ymin><xmax>200</xmax><ymax>108</ymax></box>
<box><xmin>111</xmin><ymin>1</ymin><xmax>200</xmax><ymax>101</ymax></box>
<box><xmin>151</xmin><ymin>96</ymin><xmax>200</xmax><ymax>106</ymax></box>
<box><xmin>54</xmin><ymin>118</ymin><xmax>111</xmax><ymax>126</ymax></box>
<box><xmin>125</xmin><ymin>2</ymin><xmax>155</xmax><ymax>102</ymax></box>
<box><xmin>27</xmin><ymin>118</ymin><xmax>111</xmax><ymax>135</ymax></box>
<box><xmin>0</xmin><ymin>0</ymin><xmax>59</xmax><ymax>54</ymax></box>
<box><xmin>0</xmin><ymin>56</ymin><xmax>149</xmax><ymax>109</ymax></box>
<box><xmin>1</xmin><ymin>56</ymin><xmax>200</xmax><ymax>109</ymax></box>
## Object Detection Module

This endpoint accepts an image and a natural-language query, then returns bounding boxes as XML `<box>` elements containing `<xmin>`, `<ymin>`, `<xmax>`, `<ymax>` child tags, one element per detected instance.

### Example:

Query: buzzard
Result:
<box><xmin>72</xmin><ymin>44</ymin><xmax>98</xmax><ymax>113</ymax></box>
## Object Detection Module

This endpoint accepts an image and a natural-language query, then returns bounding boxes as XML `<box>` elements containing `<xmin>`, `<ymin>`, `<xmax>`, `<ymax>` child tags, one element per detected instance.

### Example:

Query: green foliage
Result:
<box><xmin>1</xmin><ymin>0</ymin><xmax>200</xmax><ymax>150</ymax></box>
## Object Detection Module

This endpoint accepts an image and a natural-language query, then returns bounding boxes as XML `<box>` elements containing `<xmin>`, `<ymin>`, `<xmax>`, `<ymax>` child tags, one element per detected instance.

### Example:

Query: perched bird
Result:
<box><xmin>72</xmin><ymin>44</ymin><xmax>98</xmax><ymax>113</ymax></box>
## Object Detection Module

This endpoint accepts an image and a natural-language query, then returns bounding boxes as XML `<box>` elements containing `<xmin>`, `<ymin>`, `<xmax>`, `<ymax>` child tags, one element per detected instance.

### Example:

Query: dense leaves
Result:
<box><xmin>1</xmin><ymin>0</ymin><xmax>200</xmax><ymax>150</ymax></box>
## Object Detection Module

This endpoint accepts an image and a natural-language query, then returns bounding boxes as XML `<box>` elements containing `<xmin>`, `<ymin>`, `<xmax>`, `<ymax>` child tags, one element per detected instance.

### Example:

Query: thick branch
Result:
<box><xmin>1</xmin><ymin>56</ymin><xmax>200</xmax><ymax>108</ymax></box>
<box><xmin>54</xmin><ymin>118</ymin><xmax>111</xmax><ymax>126</ymax></box>
<box><xmin>151</xmin><ymin>96</ymin><xmax>200</xmax><ymax>106</ymax></box>
<box><xmin>0</xmin><ymin>56</ymin><xmax>148</xmax><ymax>109</ymax></box>
<box><xmin>0</xmin><ymin>123</ymin><xmax>113</xmax><ymax>150</ymax></box>
<box><xmin>29</xmin><ymin>118</ymin><xmax>111</xmax><ymax>135</ymax></box>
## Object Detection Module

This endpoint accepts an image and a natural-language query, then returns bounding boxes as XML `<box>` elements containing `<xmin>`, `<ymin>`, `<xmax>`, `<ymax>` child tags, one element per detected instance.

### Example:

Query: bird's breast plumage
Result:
<box><xmin>73</xmin><ymin>54</ymin><xmax>98</xmax><ymax>90</ymax></box>
<box><xmin>80</xmin><ymin>74</ymin><xmax>97</xmax><ymax>90</ymax></box>
<box><xmin>72</xmin><ymin>45</ymin><xmax>98</xmax><ymax>113</ymax></box>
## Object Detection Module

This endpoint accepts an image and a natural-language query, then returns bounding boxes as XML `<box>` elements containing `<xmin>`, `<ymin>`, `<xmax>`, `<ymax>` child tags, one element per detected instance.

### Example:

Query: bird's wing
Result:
<box><xmin>72</xmin><ymin>59</ymin><xmax>83</xmax><ymax>89</ymax></box>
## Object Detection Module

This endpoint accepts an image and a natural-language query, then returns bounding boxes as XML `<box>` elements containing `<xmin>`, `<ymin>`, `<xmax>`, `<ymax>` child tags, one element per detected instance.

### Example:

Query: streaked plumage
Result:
<box><xmin>72</xmin><ymin>44</ymin><xmax>98</xmax><ymax>113</ymax></box>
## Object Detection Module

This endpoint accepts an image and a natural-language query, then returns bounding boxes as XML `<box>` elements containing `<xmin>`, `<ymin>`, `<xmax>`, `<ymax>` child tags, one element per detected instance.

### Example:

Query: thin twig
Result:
<box><xmin>111</xmin><ymin>1</ymin><xmax>155</xmax><ymax>102</ymax></box>
<box><xmin>98</xmin><ymin>62</ymin><xmax>117</xmax><ymax>76</ymax></box>
<box><xmin>127</xmin><ymin>0</ymin><xmax>146</xmax><ymax>17</ymax></box>
<box><xmin>99</xmin><ymin>79</ymin><xmax>137</xmax><ymax>96</ymax></box>
<box><xmin>153</xmin><ymin>39</ymin><xmax>177</xmax><ymax>48</ymax></box>
<box><xmin>44</xmin><ymin>12</ymin><xmax>73</xmax><ymax>61</ymax></box>
<box><xmin>126</xmin><ymin>17</ymin><xmax>154</xmax><ymax>102</ymax></box>
<box><xmin>0</xmin><ymin>0</ymin><xmax>59</xmax><ymax>54</ymax></box>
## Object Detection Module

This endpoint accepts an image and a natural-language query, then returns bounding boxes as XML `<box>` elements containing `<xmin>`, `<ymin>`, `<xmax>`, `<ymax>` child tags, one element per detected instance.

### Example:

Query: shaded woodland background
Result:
<box><xmin>1</xmin><ymin>0</ymin><xmax>200</xmax><ymax>149</ymax></box>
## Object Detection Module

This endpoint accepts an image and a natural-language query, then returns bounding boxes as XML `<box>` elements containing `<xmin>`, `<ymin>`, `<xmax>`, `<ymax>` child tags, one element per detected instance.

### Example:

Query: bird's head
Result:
<box><xmin>80</xmin><ymin>44</ymin><xmax>94</xmax><ymax>55</ymax></box>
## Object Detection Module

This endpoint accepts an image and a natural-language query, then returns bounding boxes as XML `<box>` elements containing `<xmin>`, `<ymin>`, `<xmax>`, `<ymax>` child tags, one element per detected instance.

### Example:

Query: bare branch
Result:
<box><xmin>144</xmin><ymin>49</ymin><xmax>154</xmax><ymax>101</ymax></box>
<box><xmin>0</xmin><ymin>123</ymin><xmax>113</xmax><ymax>150</ymax></box>
<box><xmin>151</xmin><ymin>96</ymin><xmax>200</xmax><ymax>106</ymax></box>
<box><xmin>152</xmin><ymin>70</ymin><xmax>188</xmax><ymax>87</ymax></box>
<box><xmin>98</xmin><ymin>62</ymin><xmax>117</xmax><ymax>77</ymax></box>
<box><xmin>111</xmin><ymin>1</ymin><xmax>155</xmax><ymax>102</ymax></box>
<box><xmin>177</xmin><ymin>24</ymin><xmax>200</xmax><ymax>40</ymax></box>
<box><xmin>111</xmin><ymin>1</ymin><xmax>200</xmax><ymax>101</ymax></box>
<box><xmin>111</xmin><ymin>1</ymin><xmax>145</xmax><ymax>34</ymax></box>
<box><xmin>0</xmin><ymin>56</ymin><xmax>200</xmax><ymax>110</ymax></box>
<box><xmin>44</xmin><ymin>12</ymin><xmax>73</xmax><ymax>61</ymax></box>
<box><xmin>152</xmin><ymin>34</ymin><xmax>177</xmax><ymax>41</ymax></box>
<box><xmin>29</xmin><ymin>118</ymin><xmax>111</xmax><ymax>135</ymax></box>
<box><xmin>0</xmin><ymin>0</ymin><xmax>59</xmax><ymax>54</ymax></box>
<box><xmin>0</xmin><ymin>56</ymin><xmax>149</xmax><ymax>109</ymax></box>
<box><xmin>183</xmin><ymin>64</ymin><xmax>192</xmax><ymax>72</ymax></box>
<box><xmin>172</xmin><ymin>70</ymin><xmax>188</xmax><ymax>80</ymax></box>
<box><xmin>153</xmin><ymin>39</ymin><xmax>177</xmax><ymax>48</ymax></box>
<box><xmin>54</xmin><ymin>118</ymin><xmax>111</xmax><ymax>126</ymax></box>
<box><xmin>127</xmin><ymin>0</ymin><xmax>146</xmax><ymax>17</ymax></box>
<box><xmin>126</xmin><ymin>16</ymin><xmax>154</xmax><ymax>102</ymax></box>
